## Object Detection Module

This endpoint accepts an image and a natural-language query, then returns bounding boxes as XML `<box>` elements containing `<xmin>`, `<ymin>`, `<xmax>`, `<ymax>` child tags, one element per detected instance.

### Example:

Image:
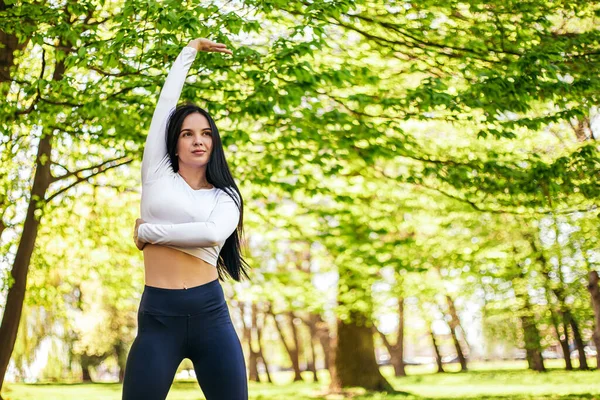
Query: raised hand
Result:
<box><xmin>187</xmin><ymin>38</ymin><xmax>233</xmax><ymax>55</ymax></box>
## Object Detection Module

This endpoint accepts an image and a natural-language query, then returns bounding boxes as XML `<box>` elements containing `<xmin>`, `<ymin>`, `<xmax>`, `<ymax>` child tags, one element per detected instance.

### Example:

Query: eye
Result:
<box><xmin>203</xmin><ymin>131</ymin><xmax>212</xmax><ymax>136</ymax></box>
<box><xmin>182</xmin><ymin>131</ymin><xmax>192</xmax><ymax>137</ymax></box>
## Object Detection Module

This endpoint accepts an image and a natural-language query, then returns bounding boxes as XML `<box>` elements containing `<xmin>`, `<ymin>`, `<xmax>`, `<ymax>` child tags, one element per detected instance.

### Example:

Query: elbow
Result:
<box><xmin>201</xmin><ymin>231</ymin><xmax>221</xmax><ymax>247</ymax></box>
<box><xmin>196</xmin><ymin>223</ymin><xmax>231</xmax><ymax>247</ymax></box>
<box><xmin>202</xmin><ymin>238</ymin><xmax>220</xmax><ymax>247</ymax></box>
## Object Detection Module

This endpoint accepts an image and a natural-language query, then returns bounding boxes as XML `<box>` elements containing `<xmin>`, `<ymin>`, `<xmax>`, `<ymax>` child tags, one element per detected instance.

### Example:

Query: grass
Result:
<box><xmin>2</xmin><ymin>360</ymin><xmax>599</xmax><ymax>400</ymax></box>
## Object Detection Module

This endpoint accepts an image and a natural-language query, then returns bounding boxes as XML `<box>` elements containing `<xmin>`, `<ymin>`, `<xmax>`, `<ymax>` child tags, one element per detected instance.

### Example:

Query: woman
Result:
<box><xmin>123</xmin><ymin>38</ymin><xmax>250</xmax><ymax>400</ymax></box>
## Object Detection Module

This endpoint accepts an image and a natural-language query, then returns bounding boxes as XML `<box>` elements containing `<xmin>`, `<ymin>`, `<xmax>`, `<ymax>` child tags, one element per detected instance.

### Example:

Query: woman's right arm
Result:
<box><xmin>141</xmin><ymin>39</ymin><xmax>233</xmax><ymax>184</ymax></box>
<box><xmin>141</xmin><ymin>45</ymin><xmax>198</xmax><ymax>184</ymax></box>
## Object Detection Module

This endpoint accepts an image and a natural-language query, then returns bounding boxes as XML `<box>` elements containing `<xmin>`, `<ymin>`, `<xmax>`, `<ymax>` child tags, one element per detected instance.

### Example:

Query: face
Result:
<box><xmin>176</xmin><ymin>112</ymin><xmax>213</xmax><ymax>168</ymax></box>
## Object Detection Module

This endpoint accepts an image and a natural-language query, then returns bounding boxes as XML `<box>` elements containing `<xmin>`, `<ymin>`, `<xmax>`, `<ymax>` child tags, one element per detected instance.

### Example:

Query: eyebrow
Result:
<box><xmin>180</xmin><ymin>128</ymin><xmax>212</xmax><ymax>133</ymax></box>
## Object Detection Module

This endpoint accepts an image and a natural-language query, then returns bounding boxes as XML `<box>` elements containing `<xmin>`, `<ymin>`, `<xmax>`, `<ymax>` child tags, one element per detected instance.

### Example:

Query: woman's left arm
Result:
<box><xmin>137</xmin><ymin>193</ymin><xmax>240</xmax><ymax>247</ymax></box>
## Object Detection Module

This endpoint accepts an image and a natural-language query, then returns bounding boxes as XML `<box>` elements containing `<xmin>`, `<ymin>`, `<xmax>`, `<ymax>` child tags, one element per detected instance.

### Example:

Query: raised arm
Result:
<box><xmin>141</xmin><ymin>38</ymin><xmax>233</xmax><ymax>183</ymax></box>
<box><xmin>137</xmin><ymin>191</ymin><xmax>240</xmax><ymax>247</ymax></box>
<box><xmin>141</xmin><ymin>45</ymin><xmax>198</xmax><ymax>183</ymax></box>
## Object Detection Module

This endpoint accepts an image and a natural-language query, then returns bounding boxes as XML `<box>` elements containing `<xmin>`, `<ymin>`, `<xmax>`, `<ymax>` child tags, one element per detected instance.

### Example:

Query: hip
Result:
<box><xmin>139</xmin><ymin>277</ymin><xmax>226</xmax><ymax>317</ymax></box>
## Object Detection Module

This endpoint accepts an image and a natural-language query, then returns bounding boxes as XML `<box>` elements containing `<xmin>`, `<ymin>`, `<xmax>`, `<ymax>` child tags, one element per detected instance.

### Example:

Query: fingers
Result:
<box><xmin>136</xmin><ymin>238</ymin><xmax>146</xmax><ymax>251</ymax></box>
<box><xmin>134</xmin><ymin>218</ymin><xmax>146</xmax><ymax>250</ymax></box>
<box><xmin>189</xmin><ymin>38</ymin><xmax>234</xmax><ymax>54</ymax></box>
<box><xmin>133</xmin><ymin>235</ymin><xmax>144</xmax><ymax>251</ymax></box>
<box><xmin>202</xmin><ymin>39</ymin><xmax>233</xmax><ymax>55</ymax></box>
<box><xmin>209</xmin><ymin>45</ymin><xmax>232</xmax><ymax>55</ymax></box>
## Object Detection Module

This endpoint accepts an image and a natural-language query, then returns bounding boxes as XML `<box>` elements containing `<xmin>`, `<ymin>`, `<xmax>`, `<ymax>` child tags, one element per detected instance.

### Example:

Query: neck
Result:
<box><xmin>178</xmin><ymin>164</ymin><xmax>211</xmax><ymax>189</ymax></box>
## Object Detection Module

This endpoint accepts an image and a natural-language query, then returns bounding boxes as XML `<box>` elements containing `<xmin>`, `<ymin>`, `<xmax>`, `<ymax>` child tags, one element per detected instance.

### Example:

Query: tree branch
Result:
<box><xmin>49</xmin><ymin>155</ymin><xmax>131</xmax><ymax>184</ymax></box>
<box><xmin>355</xmin><ymin>14</ymin><xmax>520</xmax><ymax>59</ymax></box>
<box><xmin>45</xmin><ymin>157</ymin><xmax>133</xmax><ymax>203</ymax></box>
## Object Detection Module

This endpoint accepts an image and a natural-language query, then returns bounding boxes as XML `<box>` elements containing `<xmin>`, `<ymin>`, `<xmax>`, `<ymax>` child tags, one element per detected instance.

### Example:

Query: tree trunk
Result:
<box><xmin>295</xmin><ymin>308</ymin><xmax>332</xmax><ymax>381</ymax></box>
<box><xmin>0</xmin><ymin>11</ymin><xmax>35</xmax><ymax>389</ymax></box>
<box><xmin>515</xmin><ymin>246</ymin><xmax>545</xmax><ymax>371</ymax></box>
<box><xmin>567</xmin><ymin>312</ymin><xmax>589</xmax><ymax>370</ymax></box>
<box><xmin>306</xmin><ymin>332</ymin><xmax>318</xmax><ymax>382</ymax></box>
<box><xmin>0</xmin><ymin>131</ymin><xmax>53</xmax><ymax>392</ymax></box>
<box><xmin>374</xmin><ymin>296</ymin><xmax>406</xmax><ymax>377</ymax></box>
<box><xmin>396</xmin><ymin>297</ymin><xmax>406</xmax><ymax>376</ymax></box>
<box><xmin>328</xmin><ymin>331</ymin><xmax>341</xmax><ymax>393</ymax></box>
<box><xmin>547</xmin><ymin>217</ymin><xmax>587</xmax><ymax>370</ymax></box>
<box><xmin>287</xmin><ymin>311</ymin><xmax>303</xmax><ymax>379</ymax></box>
<box><xmin>240</xmin><ymin>303</ymin><xmax>260</xmax><ymax>382</ymax></box>
<box><xmin>303</xmin><ymin>314</ymin><xmax>319</xmax><ymax>382</ymax></box>
<box><xmin>248</xmin><ymin>304</ymin><xmax>260</xmax><ymax>382</ymax></box>
<box><xmin>527</xmin><ymin>234</ymin><xmax>563</xmax><ymax>371</ymax></box>
<box><xmin>255</xmin><ymin>305</ymin><xmax>272</xmax><ymax>383</ymax></box>
<box><xmin>445</xmin><ymin>295</ymin><xmax>468</xmax><ymax>371</ymax></box>
<box><xmin>519</xmin><ymin>274</ymin><xmax>545</xmax><ymax>372</ymax></box>
<box><xmin>79</xmin><ymin>353</ymin><xmax>107</xmax><ymax>383</ymax></box>
<box><xmin>269</xmin><ymin>308</ymin><xmax>302</xmax><ymax>381</ymax></box>
<box><xmin>336</xmin><ymin>311</ymin><xmax>393</xmax><ymax>391</ymax></box>
<box><xmin>0</xmin><ymin>31</ymin><xmax>71</xmax><ymax>395</ymax></box>
<box><xmin>82</xmin><ymin>367</ymin><xmax>93</xmax><ymax>383</ymax></box>
<box><xmin>315</xmin><ymin>314</ymin><xmax>332</xmax><ymax>372</ymax></box>
<box><xmin>114</xmin><ymin>340</ymin><xmax>127</xmax><ymax>383</ymax></box>
<box><xmin>547</xmin><ymin>298</ymin><xmax>572</xmax><ymax>370</ymax></box>
<box><xmin>520</xmin><ymin>296</ymin><xmax>546</xmax><ymax>372</ymax></box>
<box><xmin>543</xmin><ymin>274</ymin><xmax>572</xmax><ymax>370</ymax></box>
<box><xmin>448</xmin><ymin>324</ymin><xmax>468</xmax><ymax>371</ymax></box>
<box><xmin>429</xmin><ymin>325</ymin><xmax>445</xmax><ymax>373</ymax></box>
<box><xmin>0</xmin><ymin>0</ymin><xmax>30</xmax><ymax>85</ymax></box>
<box><xmin>312</xmin><ymin>314</ymin><xmax>338</xmax><ymax>392</ymax></box>
<box><xmin>392</xmin><ymin>296</ymin><xmax>406</xmax><ymax>377</ymax></box>
<box><xmin>587</xmin><ymin>271</ymin><xmax>600</xmax><ymax>370</ymax></box>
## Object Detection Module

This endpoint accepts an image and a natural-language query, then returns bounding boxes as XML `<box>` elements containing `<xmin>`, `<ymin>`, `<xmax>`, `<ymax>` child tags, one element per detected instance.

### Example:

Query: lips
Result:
<box><xmin>192</xmin><ymin>150</ymin><xmax>206</xmax><ymax>154</ymax></box>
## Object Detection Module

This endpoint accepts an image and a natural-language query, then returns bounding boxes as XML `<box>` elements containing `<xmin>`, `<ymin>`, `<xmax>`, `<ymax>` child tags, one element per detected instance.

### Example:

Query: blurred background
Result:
<box><xmin>0</xmin><ymin>0</ymin><xmax>599</xmax><ymax>399</ymax></box>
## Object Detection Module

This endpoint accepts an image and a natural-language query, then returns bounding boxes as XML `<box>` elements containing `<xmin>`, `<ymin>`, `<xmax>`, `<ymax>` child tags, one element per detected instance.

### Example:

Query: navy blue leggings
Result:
<box><xmin>122</xmin><ymin>279</ymin><xmax>248</xmax><ymax>400</ymax></box>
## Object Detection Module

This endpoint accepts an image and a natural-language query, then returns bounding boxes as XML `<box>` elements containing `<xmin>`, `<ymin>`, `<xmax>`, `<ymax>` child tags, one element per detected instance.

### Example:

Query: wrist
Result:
<box><xmin>187</xmin><ymin>40</ymin><xmax>201</xmax><ymax>52</ymax></box>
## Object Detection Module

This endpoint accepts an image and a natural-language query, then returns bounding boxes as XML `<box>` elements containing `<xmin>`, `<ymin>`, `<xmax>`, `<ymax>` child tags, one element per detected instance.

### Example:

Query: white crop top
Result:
<box><xmin>137</xmin><ymin>45</ymin><xmax>240</xmax><ymax>266</ymax></box>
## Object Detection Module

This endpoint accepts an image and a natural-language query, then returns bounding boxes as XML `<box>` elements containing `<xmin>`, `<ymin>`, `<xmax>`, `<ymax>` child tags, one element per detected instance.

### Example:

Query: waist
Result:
<box><xmin>143</xmin><ymin>245</ymin><xmax>219</xmax><ymax>289</ymax></box>
<box><xmin>140</xmin><ymin>278</ymin><xmax>224</xmax><ymax>316</ymax></box>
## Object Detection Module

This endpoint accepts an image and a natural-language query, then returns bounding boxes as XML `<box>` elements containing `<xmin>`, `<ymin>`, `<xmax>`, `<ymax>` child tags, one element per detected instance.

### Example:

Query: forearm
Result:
<box><xmin>137</xmin><ymin>216</ymin><xmax>238</xmax><ymax>248</ymax></box>
<box><xmin>154</xmin><ymin>45</ymin><xmax>198</xmax><ymax>106</ymax></box>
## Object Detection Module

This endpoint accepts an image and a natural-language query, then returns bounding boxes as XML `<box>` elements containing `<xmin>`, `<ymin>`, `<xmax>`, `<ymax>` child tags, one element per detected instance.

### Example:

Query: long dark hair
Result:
<box><xmin>165</xmin><ymin>103</ymin><xmax>250</xmax><ymax>282</ymax></box>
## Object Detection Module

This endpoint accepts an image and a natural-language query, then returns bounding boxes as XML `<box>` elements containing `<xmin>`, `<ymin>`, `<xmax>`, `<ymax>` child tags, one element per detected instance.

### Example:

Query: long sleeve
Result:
<box><xmin>141</xmin><ymin>46</ymin><xmax>198</xmax><ymax>184</ymax></box>
<box><xmin>137</xmin><ymin>191</ymin><xmax>240</xmax><ymax>247</ymax></box>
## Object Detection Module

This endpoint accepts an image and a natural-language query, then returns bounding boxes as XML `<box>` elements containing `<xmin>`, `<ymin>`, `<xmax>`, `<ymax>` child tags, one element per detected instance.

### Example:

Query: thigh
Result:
<box><xmin>122</xmin><ymin>312</ymin><xmax>185</xmax><ymax>400</ymax></box>
<box><xmin>189</xmin><ymin>318</ymin><xmax>248</xmax><ymax>400</ymax></box>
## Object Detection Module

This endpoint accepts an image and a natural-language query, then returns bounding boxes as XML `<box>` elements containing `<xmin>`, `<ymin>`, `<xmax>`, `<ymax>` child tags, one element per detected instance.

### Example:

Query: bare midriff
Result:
<box><xmin>142</xmin><ymin>244</ymin><xmax>218</xmax><ymax>289</ymax></box>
